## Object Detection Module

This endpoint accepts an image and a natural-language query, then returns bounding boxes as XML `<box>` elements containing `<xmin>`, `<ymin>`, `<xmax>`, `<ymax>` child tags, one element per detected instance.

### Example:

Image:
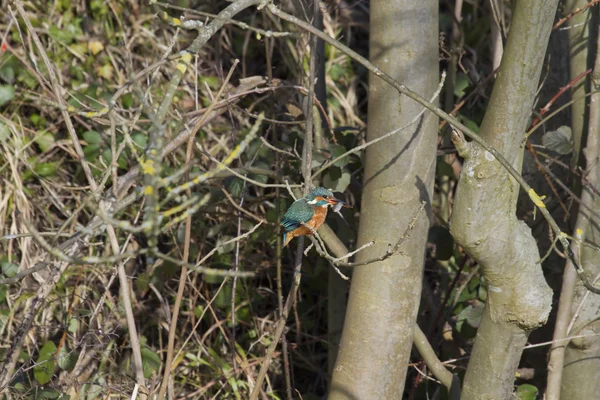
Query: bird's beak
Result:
<box><xmin>328</xmin><ymin>198</ymin><xmax>351</xmax><ymax>208</ymax></box>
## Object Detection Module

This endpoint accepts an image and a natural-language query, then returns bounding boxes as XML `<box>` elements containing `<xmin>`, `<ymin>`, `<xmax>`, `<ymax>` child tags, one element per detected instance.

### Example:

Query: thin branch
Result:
<box><xmin>222</xmin><ymin>188</ymin><xmax>267</xmax><ymax>224</ymax></box>
<box><xmin>310</xmin><ymin>202</ymin><xmax>426</xmax><ymax>268</ymax></box>
<box><xmin>553</xmin><ymin>0</ymin><xmax>600</xmax><ymax>30</ymax></box>
<box><xmin>413</xmin><ymin>325</ymin><xmax>461</xmax><ymax>399</ymax></box>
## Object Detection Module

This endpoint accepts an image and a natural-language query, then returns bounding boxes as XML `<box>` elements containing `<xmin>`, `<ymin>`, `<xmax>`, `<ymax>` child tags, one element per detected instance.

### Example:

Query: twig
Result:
<box><xmin>221</xmin><ymin>188</ymin><xmax>267</xmax><ymax>224</ymax></box>
<box><xmin>260</xmin><ymin>136</ymin><xmax>299</xmax><ymax>158</ymax></box>
<box><xmin>553</xmin><ymin>0</ymin><xmax>600</xmax><ymax>30</ymax></box>
<box><xmin>284</xmin><ymin>180</ymin><xmax>298</xmax><ymax>201</ymax></box>
<box><xmin>310</xmin><ymin>202</ymin><xmax>425</xmax><ymax>268</ymax></box>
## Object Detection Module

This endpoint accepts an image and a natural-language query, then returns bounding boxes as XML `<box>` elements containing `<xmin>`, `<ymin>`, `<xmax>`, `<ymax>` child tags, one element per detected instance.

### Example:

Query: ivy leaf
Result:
<box><xmin>323</xmin><ymin>168</ymin><xmax>351</xmax><ymax>193</ymax></box>
<box><xmin>141</xmin><ymin>347</ymin><xmax>161</xmax><ymax>379</ymax></box>
<box><xmin>0</xmin><ymin>85</ymin><xmax>15</xmax><ymax>107</ymax></box>
<box><xmin>87</xmin><ymin>40</ymin><xmax>104</xmax><ymax>55</ymax></box>
<box><xmin>328</xmin><ymin>144</ymin><xmax>350</xmax><ymax>168</ymax></box>
<box><xmin>34</xmin><ymin>162</ymin><xmax>59</xmax><ymax>178</ymax></box>
<box><xmin>456</xmin><ymin>301</ymin><xmax>484</xmax><ymax>331</ymax></box>
<box><xmin>542</xmin><ymin>126</ymin><xmax>573</xmax><ymax>154</ymax></box>
<box><xmin>454</xmin><ymin>73</ymin><xmax>470</xmax><ymax>97</ymax></box>
<box><xmin>1</xmin><ymin>260</ymin><xmax>19</xmax><ymax>278</ymax></box>
<box><xmin>131</xmin><ymin>132</ymin><xmax>147</xmax><ymax>149</ymax></box>
<box><xmin>83</xmin><ymin>130</ymin><xmax>103</xmax><ymax>145</ymax></box>
<box><xmin>34</xmin><ymin>341</ymin><xmax>57</xmax><ymax>385</ymax></box>
<box><xmin>516</xmin><ymin>384</ymin><xmax>539</xmax><ymax>400</ymax></box>
<box><xmin>57</xmin><ymin>344</ymin><xmax>77</xmax><ymax>372</ymax></box>
<box><xmin>36</xmin><ymin>132</ymin><xmax>55</xmax><ymax>152</ymax></box>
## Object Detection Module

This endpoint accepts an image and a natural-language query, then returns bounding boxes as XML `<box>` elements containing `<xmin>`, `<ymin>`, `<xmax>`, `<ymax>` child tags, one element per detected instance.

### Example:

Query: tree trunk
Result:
<box><xmin>546</xmin><ymin>2</ymin><xmax>595</xmax><ymax>398</ymax></box>
<box><xmin>328</xmin><ymin>0</ymin><xmax>438</xmax><ymax>397</ymax></box>
<box><xmin>448</xmin><ymin>0</ymin><xmax>557</xmax><ymax>398</ymax></box>
<box><xmin>559</xmin><ymin>15</ymin><xmax>600</xmax><ymax>398</ymax></box>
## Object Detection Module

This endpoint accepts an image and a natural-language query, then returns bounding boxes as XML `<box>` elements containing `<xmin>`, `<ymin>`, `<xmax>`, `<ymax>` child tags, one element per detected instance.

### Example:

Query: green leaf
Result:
<box><xmin>323</xmin><ymin>168</ymin><xmax>351</xmax><ymax>193</ymax></box>
<box><xmin>102</xmin><ymin>148</ymin><xmax>129</xmax><ymax>170</ymax></box>
<box><xmin>542</xmin><ymin>126</ymin><xmax>573</xmax><ymax>154</ymax></box>
<box><xmin>330</xmin><ymin>64</ymin><xmax>345</xmax><ymax>81</ymax></box>
<box><xmin>34</xmin><ymin>341</ymin><xmax>56</xmax><ymax>385</ymax></box>
<box><xmin>328</xmin><ymin>144</ymin><xmax>350</xmax><ymax>168</ymax></box>
<box><xmin>225</xmin><ymin>177</ymin><xmax>244</xmax><ymax>198</ymax></box>
<box><xmin>310</xmin><ymin>151</ymin><xmax>327</xmax><ymax>169</ymax></box>
<box><xmin>0</xmin><ymin>285</ymin><xmax>7</xmax><ymax>303</ymax></box>
<box><xmin>48</xmin><ymin>24</ymin><xmax>78</xmax><ymax>44</ymax></box>
<box><xmin>34</xmin><ymin>162</ymin><xmax>59</xmax><ymax>178</ymax></box>
<box><xmin>216</xmin><ymin>236</ymin><xmax>236</xmax><ymax>255</ymax></box>
<box><xmin>200</xmin><ymin>76</ymin><xmax>221</xmax><ymax>90</ymax></box>
<box><xmin>0</xmin><ymin>55</ymin><xmax>17</xmax><ymax>84</ymax></box>
<box><xmin>57</xmin><ymin>344</ymin><xmax>77</xmax><ymax>372</ymax></box>
<box><xmin>215</xmin><ymin>282</ymin><xmax>232</xmax><ymax>310</ymax></box>
<box><xmin>0</xmin><ymin>85</ymin><xmax>15</xmax><ymax>107</ymax></box>
<box><xmin>454</xmin><ymin>73</ymin><xmax>470</xmax><ymax>97</ymax></box>
<box><xmin>121</xmin><ymin>93</ymin><xmax>134</xmax><ymax>109</ymax></box>
<box><xmin>194</xmin><ymin>305</ymin><xmax>205</xmax><ymax>318</ymax></box>
<box><xmin>1</xmin><ymin>260</ymin><xmax>19</xmax><ymax>278</ymax></box>
<box><xmin>36</xmin><ymin>132</ymin><xmax>55</xmax><ymax>152</ymax></box>
<box><xmin>141</xmin><ymin>347</ymin><xmax>161</xmax><ymax>379</ymax></box>
<box><xmin>456</xmin><ymin>302</ymin><xmax>484</xmax><ymax>331</ymax></box>
<box><xmin>39</xmin><ymin>389</ymin><xmax>63</xmax><ymax>399</ymax></box>
<box><xmin>0</xmin><ymin>122</ymin><xmax>9</xmax><ymax>141</ymax></box>
<box><xmin>136</xmin><ymin>272</ymin><xmax>150</xmax><ymax>293</ymax></box>
<box><xmin>83</xmin><ymin>130</ymin><xmax>103</xmax><ymax>145</ymax></box>
<box><xmin>83</xmin><ymin>143</ymin><xmax>101</xmax><ymax>159</ymax></box>
<box><xmin>68</xmin><ymin>317</ymin><xmax>78</xmax><ymax>333</ymax></box>
<box><xmin>458</xmin><ymin>114</ymin><xmax>479</xmax><ymax>132</ymax></box>
<box><xmin>131</xmin><ymin>132</ymin><xmax>147</xmax><ymax>149</ymax></box>
<box><xmin>516</xmin><ymin>384</ymin><xmax>539</xmax><ymax>400</ymax></box>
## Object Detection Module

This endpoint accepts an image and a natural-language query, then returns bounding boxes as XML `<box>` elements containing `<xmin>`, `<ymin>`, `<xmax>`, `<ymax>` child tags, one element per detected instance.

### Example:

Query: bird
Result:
<box><xmin>281</xmin><ymin>187</ymin><xmax>350</xmax><ymax>247</ymax></box>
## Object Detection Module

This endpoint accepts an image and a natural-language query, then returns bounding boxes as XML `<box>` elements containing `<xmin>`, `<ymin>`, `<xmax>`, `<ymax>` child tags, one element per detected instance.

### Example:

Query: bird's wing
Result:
<box><xmin>282</xmin><ymin>199</ymin><xmax>314</xmax><ymax>232</ymax></box>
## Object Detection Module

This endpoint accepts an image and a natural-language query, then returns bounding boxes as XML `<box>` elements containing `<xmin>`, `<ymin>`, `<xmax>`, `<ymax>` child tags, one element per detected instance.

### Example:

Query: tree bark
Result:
<box><xmin>546</xmin><ymin>1</ymin><xmax>594</xmax><ymax>398</ymax></box>
<box><xmin>329</xmin><ymin>0</ymin><xmax>438</xmax><ymax>398</ymax></box>
<box><xmin>559</xmin><ymin>14</ymin><xmax>600</xmax><ymax>398</ymax></box>
<box><xmin>565</xmin><ymin>0</ymin><xmax>593</xmax><ymax>168</ymax></box>
<box><xmin>449</xmin><ymin>0</ymin><xmax>557</xmax><ymax>398</ymax></box>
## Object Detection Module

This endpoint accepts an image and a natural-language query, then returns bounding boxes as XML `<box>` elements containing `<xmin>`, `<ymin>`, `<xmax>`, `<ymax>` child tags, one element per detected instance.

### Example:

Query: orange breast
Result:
<box><xmin>284</xmin><ymin>206</ymin><xmax>328</xmax><ymax>246</ymax></box>
<box><xmin>308</xmin><ymin>206</ymin><xmax>327</xmax><ymax>230</ymax></box>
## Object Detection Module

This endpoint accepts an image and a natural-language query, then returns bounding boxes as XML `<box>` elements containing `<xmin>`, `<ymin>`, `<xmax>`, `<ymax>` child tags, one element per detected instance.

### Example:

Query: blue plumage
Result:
<box><xmin>281</xmin><ymin>187</ymin><xmax>347</xmax><ymax>247</ymax></box>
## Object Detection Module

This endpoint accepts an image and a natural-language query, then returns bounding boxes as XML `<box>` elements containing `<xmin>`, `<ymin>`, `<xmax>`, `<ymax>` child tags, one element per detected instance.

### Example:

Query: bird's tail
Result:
<box><xmin>282</xmin><ymin>232</ymin><xmax>291</xmax><ymax>247</ymax></box>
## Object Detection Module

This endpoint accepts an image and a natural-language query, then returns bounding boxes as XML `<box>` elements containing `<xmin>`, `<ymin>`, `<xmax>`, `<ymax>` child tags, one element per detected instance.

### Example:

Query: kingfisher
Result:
<box><xmin>281</xmin><ymin>187</ymin><xmax>350</xmax><ymax>247</ymax></box>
